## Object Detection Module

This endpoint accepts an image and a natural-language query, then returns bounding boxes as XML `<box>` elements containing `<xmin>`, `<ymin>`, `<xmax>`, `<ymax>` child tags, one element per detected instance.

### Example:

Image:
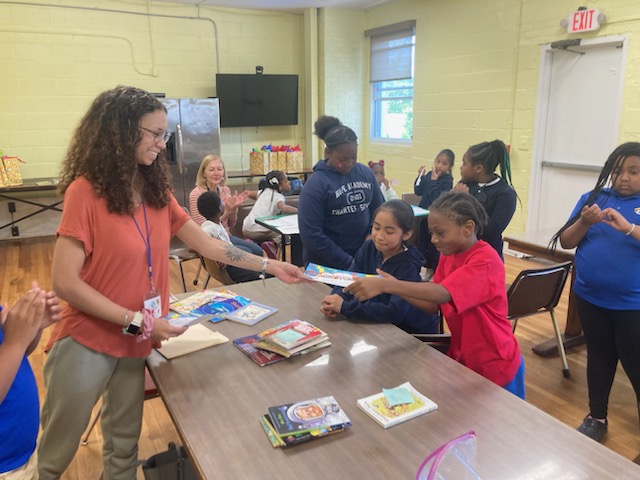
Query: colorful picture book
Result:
<box><xmin>233</xmin><ymin>334</ymin><xmax>331</xmax><ymax>366</ymax></box>
<box><xmin>165</xmin><ymin>311</ymin><xmax>208</xmax><ymax>328</ymax></box>
<box><xmin>304</xmin><ymin>263</ymin><xmax>381</xmax><ymax>287</ymax></box>
<box><xmin>170</xmin><ymin>289</ymin><xmax>261</xmax><ymax>323</ymax></box>
<box><xmin>170</xmin><ymin>290</ymin><xmax>222</xmax><ymax>315</ymax></box>
<box><xmin>260</xmin><ymin>395</ymin><xmax>351</xmax><ymax>447</ymax></box>
<box><xmin>356</xmin><ymin>382</ymin><xmax>438</xmax><ymax>429</ymax></box>
<box><xmin>226</xmin><ymin>303</ymin><xmax>278</xmax><ymax>326</ymax></box>
<box><xmin>259</xmin><ymin>319</ymin><xmax>327</xmax><ymax>351</ymax></box>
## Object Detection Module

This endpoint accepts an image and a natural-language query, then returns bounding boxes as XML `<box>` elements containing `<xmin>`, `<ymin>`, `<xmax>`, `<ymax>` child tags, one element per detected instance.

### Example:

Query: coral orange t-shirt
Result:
<box><xmin>46</xmin><ymin>177</ymin><xmax>190</xmax><ymax>358</ymax></box>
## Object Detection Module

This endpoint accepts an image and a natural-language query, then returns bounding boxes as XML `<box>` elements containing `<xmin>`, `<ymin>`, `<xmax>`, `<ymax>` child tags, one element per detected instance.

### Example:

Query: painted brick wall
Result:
<box><xmin>360</xmin><ymin>0</ymin><xmax>640</xmax><ymax>233</ymax></box>
<box><xmin>0</xmin><ymin>0</ymin><xmax>305</xmax><ymax>179</ymax></box>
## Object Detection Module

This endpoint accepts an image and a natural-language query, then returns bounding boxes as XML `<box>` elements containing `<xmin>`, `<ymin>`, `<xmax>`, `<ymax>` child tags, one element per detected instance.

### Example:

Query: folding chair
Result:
<box><xmin>508</xmin><ymin>261</ymin><xmax>572</xmax><ymax>378</ymax></box>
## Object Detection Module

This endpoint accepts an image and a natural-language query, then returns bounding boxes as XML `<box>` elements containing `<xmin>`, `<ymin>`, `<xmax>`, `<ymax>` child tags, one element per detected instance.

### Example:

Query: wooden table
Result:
<box><xmin>504</xmin><ymin>229</ymin><xmax>584</xmax><ymax>356</ymax></box>
<box><xmin>146</xmin><ymin>280</ymin><xmax>639</xmax><ymax>479</ymax></box>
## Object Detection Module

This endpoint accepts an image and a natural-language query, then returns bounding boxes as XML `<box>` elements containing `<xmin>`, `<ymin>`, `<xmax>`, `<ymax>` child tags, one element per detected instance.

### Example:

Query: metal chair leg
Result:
<box><xmin>177</xmin><ymin>261</ymin><xmax>187</xmax><ymax>292</ymax></box>
<box><xmin>550</xmin><ymin>309</ymin><xmax>570</xmax><ymax>378</ymax></box>
<box><xmin>193</xmin><ymin>262</ymin><xmax>203</xmax><ymax>286</ymax></box>
<box><xmin>81</xmin><ymin>407</ymin><xmax>102</xmax><ymax>446</ymax></box>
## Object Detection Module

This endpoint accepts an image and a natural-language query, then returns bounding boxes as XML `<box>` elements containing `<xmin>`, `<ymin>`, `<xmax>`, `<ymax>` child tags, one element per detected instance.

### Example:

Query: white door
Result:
<box><xmin>528</xmin><ymin>36</ymin><xmax>627</xmax><ymax>231</ymax></box>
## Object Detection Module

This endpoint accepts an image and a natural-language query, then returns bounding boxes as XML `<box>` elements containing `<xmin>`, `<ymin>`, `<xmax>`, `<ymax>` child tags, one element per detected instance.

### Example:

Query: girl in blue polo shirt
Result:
<box><xmin>551</xmin><ymin>142</ymin><xmax>640</xmax><ymax>443</ymax></box>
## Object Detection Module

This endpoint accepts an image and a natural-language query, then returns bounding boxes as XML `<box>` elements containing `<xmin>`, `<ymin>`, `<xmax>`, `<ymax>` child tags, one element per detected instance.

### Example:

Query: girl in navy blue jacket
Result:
<box><xmin>320</xmin><ymin>200</ymin><xmax>440</xmax><ymax>334</ymax></box>
<box><xmin>298</xmin><ymin>115</ymin><xmax>385</xmax><ymax>270</ymax></box>
<box><xmin>454</xmin><ymin>139</ymin><xmax>517</xmax><ymax>259</ymax></box>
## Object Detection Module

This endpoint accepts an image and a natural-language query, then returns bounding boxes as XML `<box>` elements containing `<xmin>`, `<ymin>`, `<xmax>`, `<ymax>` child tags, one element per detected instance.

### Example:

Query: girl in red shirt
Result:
<box><xmin>345</xmin><ymin>191</ymin><xmax>524</xmax><ymax>398</ymax></box>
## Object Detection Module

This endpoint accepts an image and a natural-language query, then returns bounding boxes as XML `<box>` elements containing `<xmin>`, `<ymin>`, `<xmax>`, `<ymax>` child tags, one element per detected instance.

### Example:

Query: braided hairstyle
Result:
<box><xmin>466</xmin><ymin>140</ymin><xmax>514</xmax><ymax>188</ymax></box>
<box><xmin>430</xmin><ymin>191</ymin><xmax>488</xmax><ymax>237</ymax></box>
<box><xmin>313</xmin><ymin>115</ymin><xmax>358</xmax><ymax>150</ymax></box>
<box><xmin>550</xmin><ymin>141</ymin><xmax>640</xmax><ymax>251</ymax></box>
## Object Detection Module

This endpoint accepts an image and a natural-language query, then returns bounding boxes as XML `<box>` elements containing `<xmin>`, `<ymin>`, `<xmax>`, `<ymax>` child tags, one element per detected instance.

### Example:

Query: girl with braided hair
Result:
<box><xmin>345</xmin><ymin>191</ymin><xmax>524</xmax><ymax>398</ymax></box>
<box><xmin>454</xmin><ymin>139</ymin><xmax>517</xmax><ymax>259</ymax></box>
<box><xmin>551</xmin><ymin>142</ymin><xmax>640</xmax><ymax>442</ymax></box>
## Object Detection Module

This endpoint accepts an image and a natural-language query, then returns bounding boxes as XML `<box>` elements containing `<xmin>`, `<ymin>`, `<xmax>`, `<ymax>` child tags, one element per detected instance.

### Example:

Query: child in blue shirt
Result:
<box><xmin>320</xmin><ymin>200</ymin><xmax>440</xmax><ymax>334</ymax></box>
<box><xmin>0</xmin><ymin>283</ymin><xmax>60</xmax><ymax>478</ymax></box>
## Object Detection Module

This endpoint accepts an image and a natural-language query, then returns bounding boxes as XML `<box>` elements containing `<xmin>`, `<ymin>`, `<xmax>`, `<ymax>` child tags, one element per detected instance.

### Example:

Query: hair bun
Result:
<box><xmin>368</xmin><ymin>161</ymin><xmax>375</xmax><ymax>167</ymax></box>
<box><xmin>379</xmin><ymin>160</ymin><xmax>385</xmax><ymax>166</ymax></box>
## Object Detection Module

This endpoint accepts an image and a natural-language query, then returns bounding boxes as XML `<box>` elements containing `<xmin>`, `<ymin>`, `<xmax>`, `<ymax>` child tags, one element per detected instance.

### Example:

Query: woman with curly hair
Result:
<box><xmin>37</xmin><ymin>85</ymin><xmax>306</xmax><ymax>479</ymax></box>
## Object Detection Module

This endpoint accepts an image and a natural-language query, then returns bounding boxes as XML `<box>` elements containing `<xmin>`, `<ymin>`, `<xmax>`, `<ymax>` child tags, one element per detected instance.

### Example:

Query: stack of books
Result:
<box><xmin>234</xmin><ymin>319</ymin><xmax>331</xmax><ymax>366</ymax></box>
<box><xmin>260</xmin><ymin>395</ymin><xmax>351</xmax><ymax>448</ymax></box>
<box><xmin>169</xmin><ymin>289</ymin><xmax>277</xmax><ymax>325</ymax></box>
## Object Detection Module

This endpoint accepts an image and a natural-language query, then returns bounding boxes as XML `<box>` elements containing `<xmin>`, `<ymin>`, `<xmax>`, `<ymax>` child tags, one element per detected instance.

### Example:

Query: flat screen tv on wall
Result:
<box><xmin>216</xmin><ymin>74</ymin><xmax>299</xmax><ymax>128</ymax></box>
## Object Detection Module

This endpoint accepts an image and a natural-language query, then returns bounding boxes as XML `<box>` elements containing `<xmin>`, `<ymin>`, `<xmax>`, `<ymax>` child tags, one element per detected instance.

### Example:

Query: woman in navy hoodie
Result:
<box><xmin>320</xmin><ymin>200</ymin><xmax>440</xmax><ymax>334</ymax></box>
<box><xmin>298</xmin><ymin>115</ymin><xmax>385</xmax><ymax>270</ymax></box>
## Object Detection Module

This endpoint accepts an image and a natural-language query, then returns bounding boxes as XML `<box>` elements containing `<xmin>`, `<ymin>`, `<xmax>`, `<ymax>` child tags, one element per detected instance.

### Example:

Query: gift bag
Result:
<box><xmin>286</xmin><ymin>150</ymin><xmax>304</xmax><ymax>172</ymax></box>
<box><xmin>276</xmin><ymin>151</ymin><xmax>288</xmax><ymax>171</ymax></box>
<box><xmin>0</xmin><ymin>156</ymin><xmax>25</xmax><ymax>187</ymax></box>
<box><xmin>416</xmin><ymin>431</ymin><xmax>480</xmax><ymax>480</ymax></box>
<box><xmin>141</xmin><ymin>442</ymin><xmax>197</xmax><ymax>480</ymax></box>
<box><xmin>249</xmin><ymin>151</ymin><xmax>269</xmax><ymax>175</ymax></box>
<box><xmin>268</xmin><ymin>151</ymin><xmax>278</xmax><ymax>172</ymax></box>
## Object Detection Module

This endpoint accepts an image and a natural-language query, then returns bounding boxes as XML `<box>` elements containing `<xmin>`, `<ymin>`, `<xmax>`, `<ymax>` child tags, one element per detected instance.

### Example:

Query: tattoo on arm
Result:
<box><xmin>223</xmin><ymin>244</ymin><xmax>260</xmax><ymax>266</ymax></box>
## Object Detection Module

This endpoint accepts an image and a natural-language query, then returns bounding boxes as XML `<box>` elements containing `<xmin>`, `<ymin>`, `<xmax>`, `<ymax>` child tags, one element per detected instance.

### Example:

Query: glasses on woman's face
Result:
<box><xmin>139</xmin><ymin>126</ymin><xmax>172</xmax><ymax>144</ymax></box>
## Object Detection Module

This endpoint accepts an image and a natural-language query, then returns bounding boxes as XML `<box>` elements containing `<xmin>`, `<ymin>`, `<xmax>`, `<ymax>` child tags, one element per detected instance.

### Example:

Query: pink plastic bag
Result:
<box><xmin>416</xmin><ymin>431</ymin><xmax>480</xmax><ymax>480</ymax></box>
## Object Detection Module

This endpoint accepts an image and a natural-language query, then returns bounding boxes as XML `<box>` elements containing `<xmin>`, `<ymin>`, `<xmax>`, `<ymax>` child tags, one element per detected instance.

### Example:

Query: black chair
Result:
<box><xmin>508</xmin><ymin>261</ymin><xmax>573</xmax><ymax>378</ymax></box>
<box><xmin>169</xmin><ymin>237</ymin><xmax>201</xmax><ymax>292</ymax></box>
<box><xmin>412</xmin><ymin>311</ymin><xmax>451</xmax><ymax>354</ymax></box>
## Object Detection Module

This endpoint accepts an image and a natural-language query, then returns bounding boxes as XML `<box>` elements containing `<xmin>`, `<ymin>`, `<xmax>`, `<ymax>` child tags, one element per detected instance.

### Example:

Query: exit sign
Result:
<box><xmin>566</xmin><ymin>8</ymin><xmax>602</xmax><ymax>33</ymax></box>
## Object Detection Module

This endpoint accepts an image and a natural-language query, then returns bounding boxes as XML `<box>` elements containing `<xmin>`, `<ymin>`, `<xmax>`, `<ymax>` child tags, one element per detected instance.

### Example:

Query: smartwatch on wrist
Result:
<box><xmin>123</xmin><ymin>311</ymin><xmax>144</xmax><ymax>336</ymax></box>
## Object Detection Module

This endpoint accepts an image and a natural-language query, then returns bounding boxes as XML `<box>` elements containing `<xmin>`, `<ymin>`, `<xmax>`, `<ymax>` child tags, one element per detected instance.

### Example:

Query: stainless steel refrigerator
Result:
<box><xmin>161</xmin><ymin>98</ymin><xmax>221</xmax><ymax>208</ymax></box>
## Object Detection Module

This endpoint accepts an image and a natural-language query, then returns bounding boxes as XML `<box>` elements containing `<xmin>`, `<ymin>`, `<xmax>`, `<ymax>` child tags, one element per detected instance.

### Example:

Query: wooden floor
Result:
<box><xmin>1</xmin><ymin>236</ymin><xmax>639</xmax><ymax>479</ymax></box>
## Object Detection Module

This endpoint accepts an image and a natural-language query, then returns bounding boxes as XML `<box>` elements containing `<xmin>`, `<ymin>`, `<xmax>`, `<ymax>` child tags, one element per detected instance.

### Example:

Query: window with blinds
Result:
<box><xmin>366</xmin><ymin>21</ymin><xmax>415</xmax><ymax>141</ymax></box>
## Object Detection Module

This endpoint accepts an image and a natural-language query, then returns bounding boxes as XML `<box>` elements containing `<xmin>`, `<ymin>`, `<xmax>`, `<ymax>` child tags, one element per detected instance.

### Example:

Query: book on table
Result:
<box><xmin>259</xmin><ymin>319</ymin><xmax>327</xmax><ymax>351</ymax></box>
<box><xmin>233</xmin><ymin>334</ymin><xmax>331</xmax><ymax>366</ymax></box>
<box><xmin>260</xmin><ymin>395</ymin><xmax>351</xmax><ymax>448</ymax></box>
<box><xmin>357</xmin><ymin>381</ymin><xmax>438</xmax><ymax>428</ymax></box>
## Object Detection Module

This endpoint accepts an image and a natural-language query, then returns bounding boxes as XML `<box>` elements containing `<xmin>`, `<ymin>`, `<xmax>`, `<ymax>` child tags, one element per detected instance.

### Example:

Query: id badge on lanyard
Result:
<box><xmin>133</xmin><ymin>201</ymin><xmax>162</xmax><ymax>318</ymax></box>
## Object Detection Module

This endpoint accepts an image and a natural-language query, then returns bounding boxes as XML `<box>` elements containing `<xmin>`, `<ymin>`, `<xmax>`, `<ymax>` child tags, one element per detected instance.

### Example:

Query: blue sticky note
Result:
<box><xmin>383</xmin><ymin>387</ymin><xmax>415</xmax><ymax>406</ymax></box>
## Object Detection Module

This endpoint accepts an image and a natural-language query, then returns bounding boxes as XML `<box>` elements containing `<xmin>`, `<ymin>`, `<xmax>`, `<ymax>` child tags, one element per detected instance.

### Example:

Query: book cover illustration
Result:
<box><xmin>189</xmin><ymin>290</ymin><xmax>251</xmax><ymax>322</ymax></box>
<box><xmin>169</xmin><ymin>290</ymin><xmax>222</xmax><ymax>315</ymax></box>
<box><xmin>165</xmin><ymin>311</ymin><xmax>208</xmax><ymax>328</ymax></box>
<box><xmin>226</xmin><ymin>303</ymin><xmax>278</xmax><ymax>326</ymax></box>
<box><xmin>259</xmin><ymin>414</ymin><xmax>346</xmax><ymax>448</ymax></box>
<box><xmin>260</xmin><ymin>319</ymin><xmax>326</xmax><ymax>351</ymax></box>
<box><xmin>267</xmin><ymin>395</ymin><xmax>352</xmax><ymax>438</ymax></box>
<box><xmin>357</xmin><ymin>382</ymin><xmax>438</xmax><ymax>429</ymax></box>
<box><xmin>304</xmin><ymin>263</ymin><xmax>381</xmax><ymax>287</ymax></box>
<box><xmin>233</xmin><ymin>335</ymin><xmax>287</xmax><ymax>367</ymax></box>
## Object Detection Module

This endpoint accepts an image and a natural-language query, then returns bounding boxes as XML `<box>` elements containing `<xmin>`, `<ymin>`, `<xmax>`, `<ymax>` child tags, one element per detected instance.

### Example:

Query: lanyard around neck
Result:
<box><xmin>132</xmin><ymin>201</ymin><xmax>155</xmax><ymax>292</ymax></box>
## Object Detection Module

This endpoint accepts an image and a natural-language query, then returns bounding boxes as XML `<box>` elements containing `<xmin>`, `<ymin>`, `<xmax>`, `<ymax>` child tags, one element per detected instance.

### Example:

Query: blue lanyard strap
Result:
<box><xmin>132</xmin><ymin>201</ymin><xmax>155</xmax><ymax>292</ymax></box>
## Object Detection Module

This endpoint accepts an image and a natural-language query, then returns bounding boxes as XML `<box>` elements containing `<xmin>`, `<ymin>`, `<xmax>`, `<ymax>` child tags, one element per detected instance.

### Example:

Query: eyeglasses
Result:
<box><xmin>139</xmin><ymin>126</ymin><xmax>172</xmax><ymax>143</ymax></box>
